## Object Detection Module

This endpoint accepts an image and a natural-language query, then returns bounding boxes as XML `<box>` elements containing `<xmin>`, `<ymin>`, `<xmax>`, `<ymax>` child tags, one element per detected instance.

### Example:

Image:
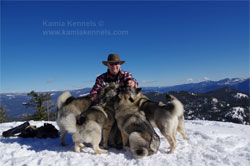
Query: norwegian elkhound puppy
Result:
<box><xmin>114</xmin><ymin>87</ymin><xmax>160</xmax><ymax>159</ymax></box>
<box><xmin>56</xmin><ymin>83</ymin><xmax>118</xmax><ymax>153</ymax></box>
<box><xmin>134</xmin><ymin>93</ymin><xmax>187</xmax><ymax>153</ymax></box>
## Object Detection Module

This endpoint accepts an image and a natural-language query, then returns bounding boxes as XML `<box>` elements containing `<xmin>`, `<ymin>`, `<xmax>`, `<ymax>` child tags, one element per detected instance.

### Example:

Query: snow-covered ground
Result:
<box><xmin>0</xmin><ymin>120</ymin><xmax>250</xmax><ymax>166</ymax></box>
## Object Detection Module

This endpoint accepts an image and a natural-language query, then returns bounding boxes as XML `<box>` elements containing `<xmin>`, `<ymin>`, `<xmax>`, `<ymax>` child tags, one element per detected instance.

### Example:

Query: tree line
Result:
<box><xmin>0</xmin><ymin>91</ymin><xmax>57</xmax><ymax>123</ymax></box>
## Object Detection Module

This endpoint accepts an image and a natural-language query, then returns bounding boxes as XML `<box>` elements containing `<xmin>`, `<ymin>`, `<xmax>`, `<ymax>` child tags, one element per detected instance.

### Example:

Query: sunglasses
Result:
<box><xmin>109</xmin><ymin>62</ymin><xmax>120</xmax><ymax>66</ymax></box>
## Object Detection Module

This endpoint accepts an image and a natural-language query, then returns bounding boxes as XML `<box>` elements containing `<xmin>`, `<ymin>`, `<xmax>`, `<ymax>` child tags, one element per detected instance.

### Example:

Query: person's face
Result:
<box><xmin>107</xmin><ymin>62</ymin><xmax>121</xmax><ymax>75</ymax></box>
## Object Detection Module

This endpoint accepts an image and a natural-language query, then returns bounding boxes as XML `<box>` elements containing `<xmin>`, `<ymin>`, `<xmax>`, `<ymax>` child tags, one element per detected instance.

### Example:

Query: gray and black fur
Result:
<box><xmin>136</xmin><ymin>93</ymin><xmax>187</xmax><ymax>153</ymax></box>
<box><xmin>114</xmin><ymin>87</ymin><xmax>160</xmax><ymax>159</ymax></box>
<box><xmin>56</xmin><ymin>83</ymin><xmax>118</xmax><ymax>153</ymax></box>
<box><xmin>71</xmin><ymin>105</ymin><xmax>109</xmax><ymax>153</ymax></box>
<box><xmin>57</xmin><ymin>91</ymin><xmax>94</xmax><ymax>146</ymax></box>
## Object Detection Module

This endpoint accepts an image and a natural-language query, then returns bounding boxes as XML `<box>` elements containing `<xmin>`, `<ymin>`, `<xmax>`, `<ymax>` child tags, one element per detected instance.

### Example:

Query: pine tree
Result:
<box><xmin>0</xmin><ymin>106</ymin><xmax>8</xmax><ymax>123</ymax></box>
<box><xmin>23</xmin><ymin>91</ymin><xmax>55</xmax><ymax>121</ymax></box>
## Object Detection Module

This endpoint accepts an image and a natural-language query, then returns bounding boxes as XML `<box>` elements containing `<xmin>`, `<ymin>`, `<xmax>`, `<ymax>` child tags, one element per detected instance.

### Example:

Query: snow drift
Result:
<box><xmin>0</xmin><ymin>120</ymin><xmax>249</xmax><ymax>166</ymax></box>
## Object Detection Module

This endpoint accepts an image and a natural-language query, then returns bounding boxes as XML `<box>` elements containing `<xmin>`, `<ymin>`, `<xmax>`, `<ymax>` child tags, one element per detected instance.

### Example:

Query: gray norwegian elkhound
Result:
<box><xmin>56</xmin><ymin>83</ymin><xmax>118</xmax><ymax>153</ymax></box>
<box><xmin>56</xmin><ymin>92</ymin><xmax>94</xmax><ymax>146</ymax></box>
<box><xmin>114</xmin><ymin>87</ymin><xmax>160</xmax><ymax>159</ymax></box>
<box><xmin>134</xmin><ymin>93</ymin><xmax>187</xmax><ymax>153</ymax></box>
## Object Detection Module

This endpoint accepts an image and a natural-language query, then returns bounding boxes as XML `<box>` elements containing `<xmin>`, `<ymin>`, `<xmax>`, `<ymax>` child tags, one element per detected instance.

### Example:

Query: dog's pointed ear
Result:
<box><xmin>136</xmin><ymin>88</ymin><xmax>142</xmax><ymax>93</ymax></box>
<box><xmin>115</xmin><ymin>83</ymin><xmax>120</xmax><ymax>89</ymax></box>
<box><xmin>165</xmin><ymin>94</ymin><xmax>173</xmax><ymax>101</ymax></box>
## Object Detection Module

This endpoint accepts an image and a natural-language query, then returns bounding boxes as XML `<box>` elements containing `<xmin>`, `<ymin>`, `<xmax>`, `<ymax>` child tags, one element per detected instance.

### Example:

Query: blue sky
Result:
<box><xmin>1</xmin><ymin>1</ymin><xmax>249</xmax><ymax>93</ymax></box>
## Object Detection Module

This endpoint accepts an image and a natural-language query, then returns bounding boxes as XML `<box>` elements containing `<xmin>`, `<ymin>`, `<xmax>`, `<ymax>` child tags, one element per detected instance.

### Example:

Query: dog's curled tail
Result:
<box><xmin>164</xmin><ymin>94</ymin><xmax>184</xmax><ymax>117</ymax></box>
<box><xmin>57</xmin><ymin>91</ymin><xmax>72</xmax><ymax>109</ymax></box>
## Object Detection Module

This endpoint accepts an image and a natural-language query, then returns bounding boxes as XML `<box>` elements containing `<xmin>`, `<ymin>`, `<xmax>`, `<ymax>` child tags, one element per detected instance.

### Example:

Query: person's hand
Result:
<box><xmin>127</xmin><ymin>80</ymin><xmax>135</xmax><ymax>87</ymax></box>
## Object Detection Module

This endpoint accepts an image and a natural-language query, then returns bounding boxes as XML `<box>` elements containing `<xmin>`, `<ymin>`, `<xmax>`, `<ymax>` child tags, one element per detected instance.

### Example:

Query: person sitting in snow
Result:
<box><xmin>90</xmin><ymin>53</ymin><xmax>138</xmax><ymax>149</ymax></box>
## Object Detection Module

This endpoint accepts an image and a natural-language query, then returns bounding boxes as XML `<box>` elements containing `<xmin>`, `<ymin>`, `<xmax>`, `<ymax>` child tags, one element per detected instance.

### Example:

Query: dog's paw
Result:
<box><xmin>96</xmin><ymin>149</ymin><xmax>108</xmax><ymax>154</ymax></box>
<box><xmin>79</xmin><ymin>143</ymin><xmax>85</xmax><ymax>149</ymax></box>
<box><xmin>74</xmin><ymin>147</ymin><xmax>80</xmax><ymax>153</ymax></box>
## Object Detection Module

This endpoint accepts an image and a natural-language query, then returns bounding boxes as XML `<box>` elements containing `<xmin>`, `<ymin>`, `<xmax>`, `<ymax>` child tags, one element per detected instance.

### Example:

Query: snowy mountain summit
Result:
<box><xmin>0</xmin><ymin>120</ymin><xmax>250</xmax><ymax>166</ymax></box>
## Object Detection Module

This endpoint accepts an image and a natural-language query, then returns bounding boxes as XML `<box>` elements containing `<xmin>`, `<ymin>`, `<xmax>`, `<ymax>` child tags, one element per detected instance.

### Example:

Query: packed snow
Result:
<box><xmin>0</xmin><ymin>120</ymin><xmax>250</xmax><ymax>166</ymax></box>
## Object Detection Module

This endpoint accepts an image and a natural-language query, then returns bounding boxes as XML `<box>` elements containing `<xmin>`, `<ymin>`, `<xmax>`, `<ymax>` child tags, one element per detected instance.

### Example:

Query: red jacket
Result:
<box><xmin>90</xmin><ymin>69</ymin><xmax>138</xmax><ymax>96</ymax></box>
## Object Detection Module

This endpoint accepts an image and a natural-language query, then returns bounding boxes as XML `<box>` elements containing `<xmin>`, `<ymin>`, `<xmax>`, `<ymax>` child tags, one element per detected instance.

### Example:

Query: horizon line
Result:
<box><xmin>1</xmin><ymin>77</ymin><xmax>249</xmax><ymax>94</ymax></box>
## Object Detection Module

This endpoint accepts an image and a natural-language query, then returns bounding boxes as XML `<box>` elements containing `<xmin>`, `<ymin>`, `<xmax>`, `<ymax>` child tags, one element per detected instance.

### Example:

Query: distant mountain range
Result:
<box><xmin>0</xmin><ymin>78</ymin><xmax>249</xmax><ymax>122</ymax></box>
<box><xmin>141</xmin><ymin>78</ymin><xmax>249</xmax><ymax>93</ymax></box>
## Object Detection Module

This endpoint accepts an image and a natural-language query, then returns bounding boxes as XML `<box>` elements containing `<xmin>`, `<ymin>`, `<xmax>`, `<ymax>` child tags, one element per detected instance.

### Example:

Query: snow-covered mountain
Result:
<box><xmin>142</xmin><ymin>78</ymin><xmax>249</xmax><ymax>93</ymax></box>
<box><xmin>0</xmin><ymin>120</ymin><xmax>249</xmax><ymax>166</ymax></box>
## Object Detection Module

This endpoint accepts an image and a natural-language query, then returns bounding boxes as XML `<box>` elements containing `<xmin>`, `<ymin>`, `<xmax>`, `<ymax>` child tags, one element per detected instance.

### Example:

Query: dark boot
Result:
<box><xmin>2</xmin><ymin>121</ymin><xmax>30</xmax><ymax>137</ymax></box>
